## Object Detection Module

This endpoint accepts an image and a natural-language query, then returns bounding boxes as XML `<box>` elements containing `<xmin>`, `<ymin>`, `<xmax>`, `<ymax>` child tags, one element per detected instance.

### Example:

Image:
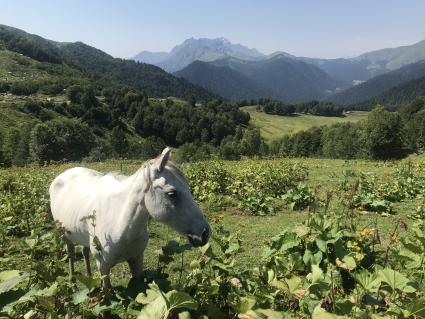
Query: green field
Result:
<box><xmin>1</xmin><ymin>155</ymin><xmax>425</xmax><ymax>317</ymax></box>
<box><xmin>242</xmin><ymin>105</ymin><xmax>369</xmax><ymax>142</ymax></box>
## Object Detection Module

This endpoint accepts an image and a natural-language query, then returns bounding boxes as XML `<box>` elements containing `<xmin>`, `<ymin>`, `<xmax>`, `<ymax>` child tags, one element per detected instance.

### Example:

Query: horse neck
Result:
<box><xmin>112</xmin><ymin>166</ymin><xmax>151</xmax><ymax>242</ymax></box>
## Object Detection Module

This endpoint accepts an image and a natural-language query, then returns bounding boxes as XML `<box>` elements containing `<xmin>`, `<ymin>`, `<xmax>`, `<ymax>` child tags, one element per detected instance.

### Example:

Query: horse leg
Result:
<box><xmin>96</xmin><ymin>259</ymin><xmax>111</xmax><ymax>290</ymax></box>
<box><xmin>64</xmin><ymin>238</ymin><xmax>75</xmax><ymax>282</ymax></box>
<box><xmin>128</xmin><ymin>233</ymin><xmax>148</xmax><ymax>280</ymax></box>
<box><xmin>127</xmin><ymin>254</ymin><xmax>144</xmax><ymax>279</ymax></box>
<box><xmin>82</xmin><ymin>247</ymin><xmax>92</xmax><ymax>277</ymax></box>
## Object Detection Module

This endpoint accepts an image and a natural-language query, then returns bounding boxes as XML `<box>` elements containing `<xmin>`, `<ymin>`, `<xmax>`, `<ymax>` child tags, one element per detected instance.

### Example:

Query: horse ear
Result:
<box><xmin>156</xmin><ymin>147</ymin><xmax>171</xmax><ymax>172</ymax></box>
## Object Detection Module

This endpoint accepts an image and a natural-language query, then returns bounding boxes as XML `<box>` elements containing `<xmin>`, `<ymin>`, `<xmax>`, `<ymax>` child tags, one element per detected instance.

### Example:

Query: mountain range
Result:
<box><xmin>134</xmin><ymin>37</ymin><xmax>265</xmax><ymax>73</ymax></box>
<box><xmin>134</xmin><ymin>37</ymin><xmax>425</xmax><ymax>105</ymax></box>
<box><xmin>175</xmin><ymin>55</ymin><xmax>342</xmax><ymax>102</ymax></box>
<box><xmin>2</xmin><ymin>24</ymin><xmax>425</xmax><ymax>108</ymax></box>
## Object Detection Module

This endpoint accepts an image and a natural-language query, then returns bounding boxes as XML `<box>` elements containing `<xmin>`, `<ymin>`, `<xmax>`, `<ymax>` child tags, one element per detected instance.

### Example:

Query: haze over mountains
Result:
<box><xmin>134</xmin><ymin>37</ymin><xmax>425</xmax><ymax>104</ymax></box>
<box><xmin>175</xmin><ymin>56</ymin><xmax>342</xmax><ymax>102</ymax></box>
<box><xmin>133</xmin><ymin>37</ymin><xmax>265</xmax><ymax>73</ymax></box>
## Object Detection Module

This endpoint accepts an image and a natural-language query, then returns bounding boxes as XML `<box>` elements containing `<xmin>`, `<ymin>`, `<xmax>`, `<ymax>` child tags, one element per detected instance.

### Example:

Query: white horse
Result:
<box><xmin>49</xmin><ymin>148</ymin><xmax>210</xmax><ymax>288</ymax></box>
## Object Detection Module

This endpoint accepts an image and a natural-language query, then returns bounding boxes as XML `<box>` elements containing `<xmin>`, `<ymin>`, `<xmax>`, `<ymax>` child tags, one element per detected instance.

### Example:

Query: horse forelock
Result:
<box><xmin>135</xmin><ymin>159</ymin><xmax>188</xmax><ymax>192</ymax></box>
<box><xmin>164</xmin><ymin>162</ymin><xmax>188</xmax><ymax>186</ymax></box>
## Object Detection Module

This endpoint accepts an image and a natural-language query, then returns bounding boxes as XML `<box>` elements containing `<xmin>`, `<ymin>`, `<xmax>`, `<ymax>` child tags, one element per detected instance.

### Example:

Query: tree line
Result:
<box><xmin>0</xmin><ymin>85</ymin><xmax>250</xmax><ymax>166</ymax></box>
<box><xmin>237</xmin><ymin>98</ymin><xmax>344</xmax><ymax>117</ymax></box>
<box><xmin>176</xmin><ymin>97</ymin><xmax>425</xmax><ymax>162</ymax></box>
<box><xmin>270</xmin><ymin>99</ymin><xmax>425</xmax><ymax>160</ymax></box>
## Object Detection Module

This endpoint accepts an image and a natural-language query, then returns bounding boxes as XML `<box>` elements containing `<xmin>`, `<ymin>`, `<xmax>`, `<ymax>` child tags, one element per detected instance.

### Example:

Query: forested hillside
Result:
<box><xmin>0</xmin><ymin>24</ymin><xmax>216</xmax><ymax>101</ymax></box>
<box><xmin>176</xmin><ymin>55</ymin><xmax>343</xmax><ymax>102</ymax></box>
<box><xmin>175</xmin><ymin>60</ymin><xmax>273</xmax><ymax>100</ymax></box>
<box><xmin>329</xmin><ymin>60</ymin><xmax>425</xmax><ymax>105</ymax></box>
<box><xmin>0</xmin><ymin>25</ymin><xmax>255</xmax><ymax>166</ymax></box>
<box><xmin>352</xmin><ymin>75</ymin><xmax>425</xmax><ymax>110</ymax></box>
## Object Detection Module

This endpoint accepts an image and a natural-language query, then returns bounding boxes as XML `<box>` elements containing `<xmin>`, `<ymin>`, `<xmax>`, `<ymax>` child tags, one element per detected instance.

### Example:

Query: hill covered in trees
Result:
<box><xmin>350</xmin><ymin>75</ymin><xmax>425</xmax><ymax>110</ymax></box>
<box><xmin>174</xmin><ymin>60</ymin><xmax>273</xmax><ymax>100</ymax></box>
<box><xmin>0</xmin><ymin>25</ymin><xmax>257</xmax><ymax>166</ymax></box>
<box><xmin>0</xmin><ymin>24</ymin><xmax>216</xmax><ymax>101</ymax></box>
<box><xmin>329</xmin><ymin>60</ymin><xmax>425</xmax><ymax>106</ymax></box>
<box><xmin>176</xmin><ymin>55</ymin><xmax>342</xmax><ymax>102</ymax></box>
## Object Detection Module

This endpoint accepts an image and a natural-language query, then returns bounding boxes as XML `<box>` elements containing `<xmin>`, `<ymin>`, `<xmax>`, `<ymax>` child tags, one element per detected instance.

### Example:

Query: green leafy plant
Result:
<box><xmin>281</xmin><ymin>183</ymin><xmax>315</xmax><ymax>211</ymax></box>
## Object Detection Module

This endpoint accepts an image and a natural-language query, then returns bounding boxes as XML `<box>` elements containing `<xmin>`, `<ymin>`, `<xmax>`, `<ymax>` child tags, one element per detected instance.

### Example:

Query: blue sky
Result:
<box><xmin>1</xmin><ymin>0</ymin><xmax>425</xmax><ymax>59</ymax></box>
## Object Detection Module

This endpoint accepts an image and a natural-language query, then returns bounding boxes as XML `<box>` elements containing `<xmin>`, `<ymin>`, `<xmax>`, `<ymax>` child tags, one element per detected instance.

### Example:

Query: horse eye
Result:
<box><xmin>166</xmin><ymin>191</ymin><xmax>177</xmax><ymax>198</ymax></box>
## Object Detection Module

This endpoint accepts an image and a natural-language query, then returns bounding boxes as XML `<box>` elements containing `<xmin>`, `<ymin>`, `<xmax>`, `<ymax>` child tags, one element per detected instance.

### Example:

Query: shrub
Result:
<box><xmin>29</xmin><ymin>118</ymin><xmax>95</xmax><ymax>163</ymax></box>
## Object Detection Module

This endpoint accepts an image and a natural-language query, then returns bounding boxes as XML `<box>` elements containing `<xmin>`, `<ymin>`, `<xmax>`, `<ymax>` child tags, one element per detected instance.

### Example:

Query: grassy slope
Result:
<box><xmin>3</xmin><ymin>155</ymin><xmax>421</xmax><ymax>286</ymax></box>
<box><xmin>0</xmin><ymin>49</ymin><xmax>86</xmax><ymax>134</ymax></box>
<box><xmin>242</xmin><ymin>105</ymin><xmax>369</xmax><ymax>142</ymax></box>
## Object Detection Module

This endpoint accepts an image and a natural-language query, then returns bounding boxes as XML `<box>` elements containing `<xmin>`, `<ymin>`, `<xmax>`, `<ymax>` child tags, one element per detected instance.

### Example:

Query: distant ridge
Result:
<box><xmin>176</xmin><ymin>55</ymin><xmax>343</xmax><ymax>102</ymax></box>
<box><xmin>329</xmin><ymin>60</ymin><xmax>425</xmax><ymax>105</ymax></box>
<box><xmin>133</xmin><ymin>37</ymin><xmax>265</xmax><ymax>72</ymax></box>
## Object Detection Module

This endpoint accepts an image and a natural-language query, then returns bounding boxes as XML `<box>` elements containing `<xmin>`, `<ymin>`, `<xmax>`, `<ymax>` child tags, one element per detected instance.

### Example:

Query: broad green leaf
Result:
<box><xmin>293</xmin><ymin>225</ymin><xmax>309</xmax><ymax>237</ymax></box>
<box><xmin>72</xmin><ymin>288</ymin><xmax>89</xmax><ymax>305</ymax></box>
<box><xmin>200</xmin><ymin>243</ymin><xmax>213</xmax><ymax>256</ymax></box>
<box><xmin>312</xmin><ymin>305</ymin><xmax>349</xmax><ymax>318</ymax></box>
<box><xmin>378</xmin><ymin>268</ymin><xmax>415</xmax><ymax>293</ymax></box>
<box><xmin>37</xmin><ymin>282</ymin><xmax>58</xmax><ymax>297</ymax></box>
<box><xmin>75</xmin><ymin>274</ymin><xmax>101</xmax><ymax>290</ymax></box>
<box><xmin>341</xmin><ymin>256</ymin><xmax>356</xmax><ymax>271</ymax></box>
<box><xmin>178</xmin><ymin>311</ymin><xmax>191</xmax><ymax>319</ymax></box>
<box><xmin>310</xmin><ymin>265</ymin><xmax>324</xmax><ymax>283</ymax></box>
<box><xmin>267</xmin><ymin>269</ymin><xmax>275</xmax><ymax>283</ymax></box>
<box><xmin>0</xmin><ymin>270</ymin><xmax>20</xmax><ymax>281</ymax></box>
<box><xmin>354</xmin><ymin>270</ymin><xmax>381</xmax><ymax>293</ymax></box>
<box><xmin>303</xmin><ymin>250</ymin><xmax>323</xmax><ymax>266</ymax></box>
<box><xmin>316</xmin><ymin>239</ymin><xmax>327</xmax><ymax>253</ymax></box>
<box><xmin>0</xmin><ymin>270</ymin><xmax>27</xmax><ymax>294</ymax></box>
<box><xmin>284</xmin><ymin>276</ymin><xmax>303</xmax><ymax>294</ymax></box>
<box><xmin>136</xmin><ymin>286</ymin><xmax>161</xmax><ymax>305</ymax></box>
<box><xmin>25</xmin><ymin>238</ymin><xmax>37</xmax><ymax>249</ymax></box>
<box><xmin>166</xmin><ymin>290</ymin><xmax>198</xmax><ymax>311</ymax></box>
<box><xmin>237</xmin><ymin>296</ymin><xmax>257</xmax><ymax>313</ymax></box>
<box><xmin>137</xmin><ymin>290</ymin><xmax>167</xmax><ymax>319</ymax></box>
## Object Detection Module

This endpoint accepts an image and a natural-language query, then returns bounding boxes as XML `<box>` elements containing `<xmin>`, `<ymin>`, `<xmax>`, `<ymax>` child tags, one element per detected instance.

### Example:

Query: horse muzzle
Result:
<box><xmin>187</xmin><ymin>226</ymin><xmax>211</xmax><ymax>247</ymax></box>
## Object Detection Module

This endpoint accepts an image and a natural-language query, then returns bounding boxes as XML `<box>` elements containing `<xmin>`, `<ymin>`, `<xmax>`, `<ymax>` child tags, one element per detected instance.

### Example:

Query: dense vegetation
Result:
<box><xmin>248</xmin><ymin>98</ymin><xmax>344</xmax><ymax>117</ymax></box>
<box><xmin>270</xmin><ymin>100</ymin><xmax>425</xmax><ymax>160</ymax></box>
<box><xmin>0</xmin><ymin>85</ymin><xmax>250</xmax><ymax>166</ymax></box>
<box><xmin>1</xmin><ymin>157</ymin><xmax>425</xmax><ymax>318</ymax></box>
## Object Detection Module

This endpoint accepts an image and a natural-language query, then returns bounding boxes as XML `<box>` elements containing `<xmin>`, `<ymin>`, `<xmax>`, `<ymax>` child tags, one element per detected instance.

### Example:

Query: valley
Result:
<box><xmin>241</xmin><ymin>105</ymin><xmax>369</xmax><ymax>141</ymax></box>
